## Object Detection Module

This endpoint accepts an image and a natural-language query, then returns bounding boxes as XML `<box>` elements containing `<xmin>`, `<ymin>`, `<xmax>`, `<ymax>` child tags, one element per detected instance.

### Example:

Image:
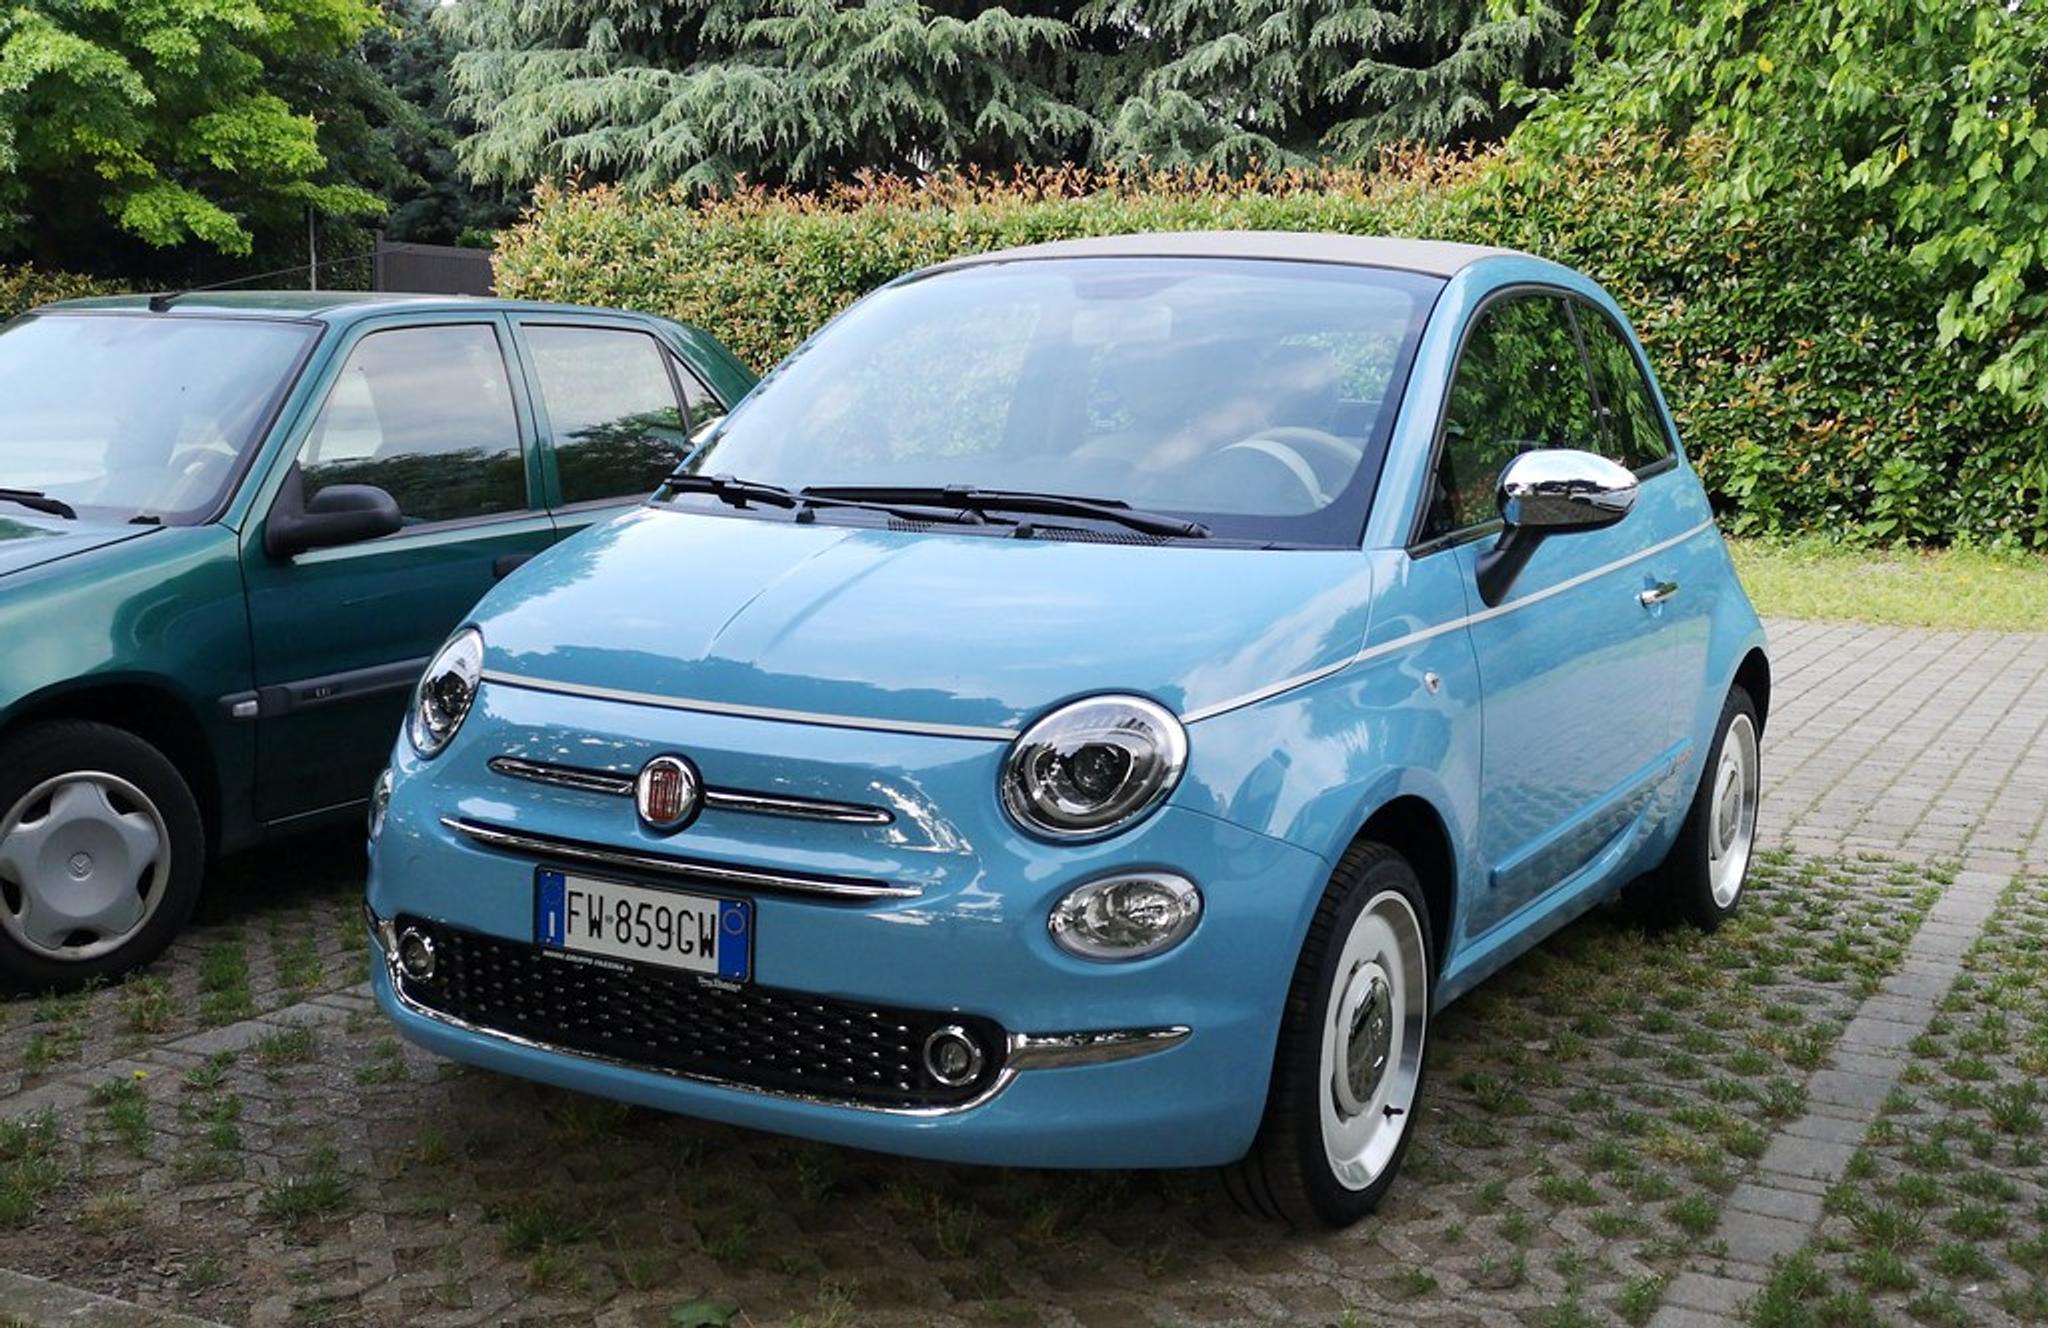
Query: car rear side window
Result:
<box><xmin>675</xmin><ymin>358</ymin><xmax>728</xmax><ymax>437</ymax></box>
<box><xmin>1424</xmin><ymin>294</ymin><xmax>1599</xmax><ymax>540</ymax></box>
<box><xmin>525</xmin><ymin>325</ymin><xmax>692</xmax><ymax>505</ymax></box>
<box><xmin>298</xmin><ymin>324</ymin><xmax>525</xmax><ymax>525</ymax></box>
<box><xmin>1576</xmin><ymin>308</ymin><xmax>1677</xmax><ymax>473</ymax></box>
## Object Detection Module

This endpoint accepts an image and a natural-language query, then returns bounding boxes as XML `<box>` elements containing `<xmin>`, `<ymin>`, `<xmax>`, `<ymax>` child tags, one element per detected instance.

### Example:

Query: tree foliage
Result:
<box><xmin>0</xmin><ymin>0</ymin><xmax>389</xmax><ymax>266</ymax></box>
<box><xmin>1519</xmin><ymin>0</ymin><xmax>2048</xmax><ymax>408</ymax></box>
<box><xmin>445</xmin><ymin>0</ymin><xmax>1580</xmax><ymax>190</ymax></box>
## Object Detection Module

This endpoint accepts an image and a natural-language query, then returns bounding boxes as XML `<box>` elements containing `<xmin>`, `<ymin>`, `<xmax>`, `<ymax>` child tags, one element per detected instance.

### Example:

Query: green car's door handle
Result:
<box><xmin>494</xmin><ymin>553</ymin><xmax>535</xmax><ymax>580</ymax></box>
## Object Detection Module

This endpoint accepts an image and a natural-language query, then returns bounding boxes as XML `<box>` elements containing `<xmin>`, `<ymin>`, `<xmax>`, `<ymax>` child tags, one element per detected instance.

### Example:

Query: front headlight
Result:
<box><xmin>1000</xmin><ymin>695</ymin><xmax>1187</xmax><ymax>840</ymax></box>
<box><xmin>1049</xmin><ymin>872</ymin><xmax>1202</xmax><ymax>961</ymax></box>
<box><xmin>367</xmin><ymin>766</ymin><xmax>393</xmax><ymax>840</ymax></box>
<box><xmin>408</xmin><ymin>626</ymin><xmax>484</xmax><ymax>759</ymax></box>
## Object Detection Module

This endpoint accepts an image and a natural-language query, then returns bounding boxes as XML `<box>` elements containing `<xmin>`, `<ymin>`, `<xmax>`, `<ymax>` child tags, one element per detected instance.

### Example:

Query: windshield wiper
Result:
<box><xmin>0</xmin><ymin>488</ymin><xmax>76</xmax><ymax>520</ymax></box>
<box><xmin>806</xmin><ymin>486</ymin><xmax>1210</xmax><ymax>539</ymax></box>
<box><xmin>660</xmin><ymin>473</ymin><xmax>985</xmax><ymax>527</ymax></box>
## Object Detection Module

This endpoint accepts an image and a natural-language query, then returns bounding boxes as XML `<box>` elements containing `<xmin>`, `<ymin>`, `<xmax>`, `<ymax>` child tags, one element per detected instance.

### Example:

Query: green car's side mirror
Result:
<box><xmin>265</xmin><ymin>467</ymin><xmax>402</xmax><ymax>559</ymax></box>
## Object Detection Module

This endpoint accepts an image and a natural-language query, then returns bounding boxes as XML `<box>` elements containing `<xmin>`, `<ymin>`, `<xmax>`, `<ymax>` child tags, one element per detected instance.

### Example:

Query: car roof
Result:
<box><xmin>919</xmin><ymin>230</ymin><xmax>1522</xmax><ymax>279</ymax></box>
<box><xmin>33</xmin><ymin>291</ymin><xmax>666</xmax><ymax>323</ymax></box>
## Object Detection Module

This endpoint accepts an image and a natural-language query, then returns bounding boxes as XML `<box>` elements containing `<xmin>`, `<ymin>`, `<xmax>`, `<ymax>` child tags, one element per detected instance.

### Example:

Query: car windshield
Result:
<box><xmin>0</xmin><ymin>313</ymin><xmax>316</xmax><ymax>523</ymax></box>
<box><xmin>677</xmin><ymin>257</ymin><xmax>1440</xmax><ymax>546</ymax></box>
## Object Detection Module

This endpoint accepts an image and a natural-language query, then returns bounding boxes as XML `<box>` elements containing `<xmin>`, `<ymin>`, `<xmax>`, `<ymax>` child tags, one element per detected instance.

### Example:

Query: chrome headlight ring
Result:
<box><xmin>1000</xmin><ymin>695</ymin><xmax>1188</xmax><ymax>841</ymax></box>
<box><xmin>408</xmin><ymin>626</ymin><xmax>484</xmax><ymax>759</ymax></box>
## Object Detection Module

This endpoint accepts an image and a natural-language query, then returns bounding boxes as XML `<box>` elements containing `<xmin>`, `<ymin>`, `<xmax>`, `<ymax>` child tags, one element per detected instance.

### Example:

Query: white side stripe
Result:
<box><xmin>1181</xmin><ymin>518</ymin><xmax>1717</xmax><ymax>724</ymax></box>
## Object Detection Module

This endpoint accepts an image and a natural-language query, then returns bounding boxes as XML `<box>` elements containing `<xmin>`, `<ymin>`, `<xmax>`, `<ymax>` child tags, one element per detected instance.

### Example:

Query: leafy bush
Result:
<box><xmin>495</xmin><ymin>135</ymin><xmax>2047</xmax><ymax>547</ymax></box>
<box><xmin>0</xmin><ymin>266</ymin><xmax>124</xmax><ymax>322</ymax></box>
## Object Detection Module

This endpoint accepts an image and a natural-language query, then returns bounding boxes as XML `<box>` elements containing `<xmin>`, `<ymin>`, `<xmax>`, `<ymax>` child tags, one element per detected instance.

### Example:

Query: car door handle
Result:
<box><xmin>493</xmin><ymin>553</ymin><xmax>535</xmax><ymax>580</ymax></box>
<box><xmin>1638</xmin><ymin>580</ymin><xmax>1679</xmax><ymax>607</ymax></box>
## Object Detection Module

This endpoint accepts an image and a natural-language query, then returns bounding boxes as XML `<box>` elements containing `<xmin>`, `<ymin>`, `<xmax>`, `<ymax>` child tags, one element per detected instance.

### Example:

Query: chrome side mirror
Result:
<box><xmin>1476</xmin><ymin>448</ymin><xmax>1638</xmax><ymax>606</ymax></box>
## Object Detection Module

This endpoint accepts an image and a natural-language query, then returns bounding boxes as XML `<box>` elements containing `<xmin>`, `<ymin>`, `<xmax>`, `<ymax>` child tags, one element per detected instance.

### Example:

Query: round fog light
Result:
<box><xmin>1049</xmin><ymin>872</ymin><xmax>1202</xmax><ymax>961</ymax></box>
<box><xmin>396</xmin><ymin>929</ymin><xmax>436</xmax><ymax>981</ymax></box>
<box><xmin>922</xmin><ymin>1026</ymin><xmax>984</xmax><ymax>1087</ymax></box>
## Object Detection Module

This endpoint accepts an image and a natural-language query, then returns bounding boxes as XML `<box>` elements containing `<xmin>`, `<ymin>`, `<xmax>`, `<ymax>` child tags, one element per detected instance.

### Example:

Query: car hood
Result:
<box><xmin>0</xmin><ymin>514</ymin><xmax>155</xmax><ymax>580</ymax></box>
<box><xmin>477</xmin><ymin>508</ymin><xmax>1378</xmax><ymax>734</ymax></box>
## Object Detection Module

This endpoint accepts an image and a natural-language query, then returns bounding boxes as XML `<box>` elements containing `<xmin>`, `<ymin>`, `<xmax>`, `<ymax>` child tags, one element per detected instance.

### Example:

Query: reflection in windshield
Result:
<box><xmin>0</xmin><ymin>314</ymin><xmax>315</xmax><ymax>524</ymax></box>
<box><xmin>683</xmin><ymin>257</ymin><xmax>1439</xmax><ymax>546</ymax></box>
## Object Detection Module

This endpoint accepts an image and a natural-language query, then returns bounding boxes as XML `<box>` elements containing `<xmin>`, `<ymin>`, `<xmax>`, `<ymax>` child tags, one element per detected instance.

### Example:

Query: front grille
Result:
<box><xmin>395</xmin><ymin>917</ymin><xmax>1005</xmax><ymax>1108</ymax></box>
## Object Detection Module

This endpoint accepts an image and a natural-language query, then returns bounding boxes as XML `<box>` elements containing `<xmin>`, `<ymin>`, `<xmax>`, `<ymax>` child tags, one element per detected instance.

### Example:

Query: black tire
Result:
<box><xmin>1224</xmin><ymin>840</ymin><xmax>1434</xmax><ymax>1229</ymax></box>
<box><xmin>0</xmin><ymin>721</ymin><xmax>205</xmax><ymax>992</ymax></box>
<box><xmin>1631</xmin><ymin>685</ymin><xmax>1761</xmax><ymax>933</ymax></box>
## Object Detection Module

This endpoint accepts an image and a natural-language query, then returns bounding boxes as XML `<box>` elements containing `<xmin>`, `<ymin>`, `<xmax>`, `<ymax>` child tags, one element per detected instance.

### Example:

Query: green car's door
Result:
<box><xmin>240</xmin><ymin>313</ymin><xmax>556</xmax><ymax>823</ymax></box>
<box><xmin>510</xmin><ymin>315</ymin><xmax>732</xmax><ymax>539</ymax></box>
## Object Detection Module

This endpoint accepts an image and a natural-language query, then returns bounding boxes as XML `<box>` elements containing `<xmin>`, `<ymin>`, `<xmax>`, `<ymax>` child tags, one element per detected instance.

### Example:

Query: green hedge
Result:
<box><xmin>0</xmin><ymin>265</ymin><xmax>124</xmax><ymax>322</ymax></box>
<box><xmin>496</xmin><ymin>137</ymin><xmax>2048</xmax><ymax>548</ymax></box>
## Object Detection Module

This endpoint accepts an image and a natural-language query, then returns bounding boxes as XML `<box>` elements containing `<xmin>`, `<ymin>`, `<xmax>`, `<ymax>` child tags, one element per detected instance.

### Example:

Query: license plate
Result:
<box><xmin>534</xmin><ymin>868</ymin><xmax>752</xmax><ymax>982</ymax></box>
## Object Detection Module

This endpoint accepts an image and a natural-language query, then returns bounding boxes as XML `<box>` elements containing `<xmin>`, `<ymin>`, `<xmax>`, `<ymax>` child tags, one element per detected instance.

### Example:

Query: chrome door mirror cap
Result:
<box><xmin>1497</xmin><ymin>448</ymin><xmax>1639</xmax><ymax>533</ymax></box>
<box><xmin>1475</xmin><ymin>449</ymin><xmax>1641</xmax><ymax>608</ymax></box>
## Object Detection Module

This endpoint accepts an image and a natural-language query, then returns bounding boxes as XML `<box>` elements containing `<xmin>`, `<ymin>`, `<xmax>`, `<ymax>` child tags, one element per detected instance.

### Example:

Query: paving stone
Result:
<box><xmin>1726</xmin><ymin>1183</ymin><xmax>1824</xmax><ymax>1225</ymax></box>
<box><xmin>1664</xmin><ymin>1272</ymin><xmax>1759</xmax><ymax>1314</ymax></box>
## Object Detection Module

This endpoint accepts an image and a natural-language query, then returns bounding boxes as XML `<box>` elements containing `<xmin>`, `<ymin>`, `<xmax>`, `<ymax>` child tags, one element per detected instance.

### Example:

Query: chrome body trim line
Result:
<box><xmin>367</xmin><ymin>906</ymin><xmax>1189</xmax><ymax>1117</ymax></box>
<box><xmin>438</xmin><ymin>816</ymin><xmax>923</xmax><ymax>901</ymax></box>
<box><xmin>487</xmin><ymin>756</ymin><xmax>633</xmax><ymax>796</ymax></box>
<box><xmin>487</xmin><ymin>755</ymin><xmax>894</xmax><ymax>825</ymax></box>
<box><xmin>480</xmin><ymin>671</ymin><xmax>1021</xmax><ymax>742</ymax></box>
<box><xmin>1181</xmin><ymin>518</ymin><xmax>1717</xmax><ymax>724</ymax></box>
<box><xmin>1005</xmin><ymin>1026</ymin><xmax>1193</xmax><ymax>1069</ymax></box>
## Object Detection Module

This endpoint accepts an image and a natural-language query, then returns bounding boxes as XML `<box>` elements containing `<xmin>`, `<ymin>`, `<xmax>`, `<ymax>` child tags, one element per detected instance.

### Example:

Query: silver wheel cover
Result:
<box><xmin>0</xmin><ymin>772</ymin><xmax>170</xmax><ymax>962</ymax></box>
<box><xmin>1318</xmin><ymin>888</ymin><xmax>1428</xmax><ymax>1191</ymax></box>
<box><xmin>1707</xmin><ymin>712</ymin><xmax>1760</xmax><ymax>909</ymax></box>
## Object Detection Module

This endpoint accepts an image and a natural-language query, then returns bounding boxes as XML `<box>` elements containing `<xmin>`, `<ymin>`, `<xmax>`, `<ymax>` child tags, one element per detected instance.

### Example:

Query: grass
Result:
<box><xmin>1729</xmin><ymin>537</ymin><xmax>2048</xmax><ymax>630</ymax></box>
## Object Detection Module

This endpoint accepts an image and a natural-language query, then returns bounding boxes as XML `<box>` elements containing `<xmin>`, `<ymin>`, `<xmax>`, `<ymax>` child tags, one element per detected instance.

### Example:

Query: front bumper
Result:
<box><xmin>366</xmin><ymin>680</ymin><xmax>1334</xmax><ymax>1168</ymax></box>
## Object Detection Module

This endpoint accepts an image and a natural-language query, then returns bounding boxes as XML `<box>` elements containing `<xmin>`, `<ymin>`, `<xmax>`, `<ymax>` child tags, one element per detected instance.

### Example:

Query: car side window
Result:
<box><xmin>674</xmin><ymin>358</ymin><xmax>728</xmax><ymax>439</ymax></box>
<box><xmin>525</xmin><ymin>325</ymin><xmax>692</xmax><ymax>505</ymax></box>
<box><xmin>1424</xmin><ymin>294</ymin><xmax>1598</xmax><ymax>540</ymax></box>
<box><xmin>1576</xmin><ymin>307</ymin><xmax>1677</xmax><ymax>473</ymax></box>
<box><xmin>298</xmin><ymin>324</ymin><xmax>525</xmax><ymax>526</ymax></box>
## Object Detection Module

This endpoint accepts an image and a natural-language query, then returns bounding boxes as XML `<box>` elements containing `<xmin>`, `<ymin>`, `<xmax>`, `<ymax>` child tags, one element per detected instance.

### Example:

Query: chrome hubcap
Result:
<box><xmin>1320</xmin><ymin>890</ymin><xmax>1428</xmax><ymax>1191</ymax></box>
<box><xmin>0</xmin><ymin>773</ymin><xmax>169</xmax><ymax>961</ymax></box>
<box><xmin>1707</xmin><ymin>713</ymin><xmax>1759</xmax><ymax>909</ymax></box>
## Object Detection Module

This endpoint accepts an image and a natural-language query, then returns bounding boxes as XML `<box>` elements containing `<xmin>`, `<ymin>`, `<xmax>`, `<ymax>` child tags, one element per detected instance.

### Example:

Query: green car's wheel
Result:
<box><xmin>0</xmin><ymin>721</ymin><xmax>205</xmax><ymax>991</ymax></box>
<box><xmin>1225</xmin><ymin>839</ymin><xmax>1433</xmax><ymax>1228</ymax></box>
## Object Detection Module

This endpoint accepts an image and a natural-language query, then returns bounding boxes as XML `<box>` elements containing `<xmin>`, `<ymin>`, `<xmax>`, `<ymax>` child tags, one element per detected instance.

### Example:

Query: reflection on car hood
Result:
<box><xmin>0</xmin><ymin>515</ymin><xmax>154</xmax><ymax>580</ymax></box>
<box><xmin>476</xmin><ymin>508</ymin><xmax>1378</xmax><ymax>734</ymax></box>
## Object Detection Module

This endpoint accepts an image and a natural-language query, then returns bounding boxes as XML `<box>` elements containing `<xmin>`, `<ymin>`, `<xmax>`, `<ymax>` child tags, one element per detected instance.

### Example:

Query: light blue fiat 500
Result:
<box><xmin>367</xmin><ymin>232</ymin><xmax>1769</xmax><ymax>1227</ymax></box>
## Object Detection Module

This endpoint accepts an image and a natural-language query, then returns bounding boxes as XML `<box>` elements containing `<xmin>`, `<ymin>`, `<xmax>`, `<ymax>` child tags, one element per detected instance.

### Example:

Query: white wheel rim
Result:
<box><xmin>0</xmin><ymin>772</ymin><xmax>170</xmax><ymax>962</ymax></box>
<box><xmin>1707</xmin><ymin>713</ymin><xmax>1759</xmax><ymax>909</ymax></box>
<box><xmin>1319</xmin><ymin>889</ymin><xmax>1428</xmax><ymax>1191</ymax></box>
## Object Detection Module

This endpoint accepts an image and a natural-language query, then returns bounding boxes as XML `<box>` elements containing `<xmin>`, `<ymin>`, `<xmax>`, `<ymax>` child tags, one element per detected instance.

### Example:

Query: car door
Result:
<box><xmin>1421</xmin><ymin>291</ymin><xmax>1690</xmax><ymax>937</ymax></box>
<box><xmin>241</xmin><ymin>314</ymin><xmax>556</xmax><ymax>823</ymax></box>
<box><xmin>512</xmin><ymin>317</ymin><xmax>727</xmax><ymax>540</ymax></box>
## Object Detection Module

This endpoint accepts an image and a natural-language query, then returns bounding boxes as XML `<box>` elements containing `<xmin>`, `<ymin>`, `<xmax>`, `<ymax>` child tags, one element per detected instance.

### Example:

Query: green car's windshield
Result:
<box><xmin>678</xmin><ymin>257</ymin><xmax>1440</xmax><ymax>546</ymax></box>
<box><xmin>0</xmin><ymin>313</ymin><xmax>316</xmax><ymax>524</ymax></box>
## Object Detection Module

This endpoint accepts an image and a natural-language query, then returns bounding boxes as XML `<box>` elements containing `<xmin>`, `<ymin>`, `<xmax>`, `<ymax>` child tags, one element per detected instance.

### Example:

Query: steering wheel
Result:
<box><xmin>1215</xmin><ymin>426</ymin><xmax>1355</xmax><ymax>511</ymax></box>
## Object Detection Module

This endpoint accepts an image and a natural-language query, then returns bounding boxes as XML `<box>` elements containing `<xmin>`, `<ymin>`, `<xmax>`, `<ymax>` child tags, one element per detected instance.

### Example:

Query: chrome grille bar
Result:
<box><xmin>487</xmin><ymin>756</ymin><xmax>893</xmax><ymax>826</ymax></box>
<box><xmin>440</xmin><ymin>816</ymin><xmax>922</xmax><ymax>901</ymax></box>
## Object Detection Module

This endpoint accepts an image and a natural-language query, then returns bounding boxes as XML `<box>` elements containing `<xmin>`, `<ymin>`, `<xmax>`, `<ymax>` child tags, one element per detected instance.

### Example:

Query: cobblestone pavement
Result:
<box><xmin>1</xmin><ymin>618</ymin><xmax>2044</xmax><ymax>1328</ymax></box>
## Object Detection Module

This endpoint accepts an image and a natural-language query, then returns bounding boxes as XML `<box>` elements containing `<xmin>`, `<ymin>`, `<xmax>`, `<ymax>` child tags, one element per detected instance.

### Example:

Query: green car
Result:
<box><xmin>0</xmin><ymin>293</ymin><xmax>755</xmax><ymax>990</ymax></box>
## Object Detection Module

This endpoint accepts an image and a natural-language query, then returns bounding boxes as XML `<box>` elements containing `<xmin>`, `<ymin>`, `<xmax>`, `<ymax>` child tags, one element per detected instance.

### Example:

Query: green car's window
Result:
<box><xmin>678</xmin><ymin>258</ymin><xmax>1439</xmax><ymax>548</ymax></box>
<box><xmin>0</xmin><ymin>313</ymin><xmax>315</xmax><ymax>523</ymax></box>
<box><xmin>298</xmin><ymin>324</ymin><xmax>525</xmax><ymax>525</ymax></box>
<box><xmin>1425</xmin><ymin>295</ymin><xmax>1598</xmax><ymax>540</ymax></box>
<box><xmin>525</xmin><ymin>325</ymin><xmax>689</xmax><ymax>506</ymax></box>
<box><xmin>1577</xmin><ymin>308</ymin><xmax>1677</xmax><ymax>473</ymax></box>
<box><xmin>675</xmin><ymin>358</ymin><xmax>728</xmax><ymax>439</ymax></box>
